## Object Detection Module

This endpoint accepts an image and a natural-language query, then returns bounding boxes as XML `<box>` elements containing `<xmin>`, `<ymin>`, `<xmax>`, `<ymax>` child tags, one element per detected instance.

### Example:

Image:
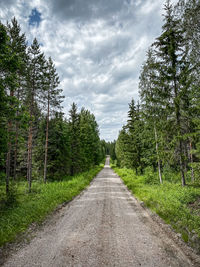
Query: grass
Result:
<box><xmin>0</xmin><ymin>165</ymin><xmax>103</xmax><ymax>247</ymax></box>
<box><xmin>112</xmin><ymin>165</ymin><xmax>200</xmax><ymax>252</ymax></box>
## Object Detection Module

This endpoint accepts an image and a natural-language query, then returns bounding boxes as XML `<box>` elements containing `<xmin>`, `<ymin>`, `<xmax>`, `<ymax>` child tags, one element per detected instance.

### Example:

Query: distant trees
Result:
<box><xmin>0</xmin><ymin>18</ymin><xmax>105</xmax><ymax>197</ymax></box>
<box><xmin>115</xmin><ymin>0</ymin><xmax>200</xmax><ymax>186</ymax></box>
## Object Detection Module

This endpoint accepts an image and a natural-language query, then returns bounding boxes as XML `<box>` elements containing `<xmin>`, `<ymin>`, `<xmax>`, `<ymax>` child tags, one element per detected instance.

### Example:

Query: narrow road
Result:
<box><xmin>3</xmin><ymin>158</ymin><xmax>197</xmax><ymax>266</ymax></box>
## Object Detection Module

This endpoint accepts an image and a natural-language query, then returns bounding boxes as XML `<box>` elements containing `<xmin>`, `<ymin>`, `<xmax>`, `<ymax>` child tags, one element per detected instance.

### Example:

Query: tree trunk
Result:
<box><xmin>27</xmin><ymin>123</ymin><xmax>33</xmax><ymax>193</ymax></box>
<box><xmin>173</xmin><ymin>74</ymin><xmax>186</xmax><ymax>186</ymax></box>
<box><xmin>179</xmin><ymin>139</ymin><xmax>186</xmax><ymax>186</ymax></box>
<box><xmin>13</xmin><ymin>89</ymin><xmax>20</xmax><ymax>181</ymax></box>
<box><xmin>44</xmin><ymin>95</ymin><xmax>49</xmax><ymax>183</ymax></box>
<box><xmin>154</xmin><ymin>123</ymin><xmax>163</xmax><ymax>184</ymax></box>
<box><xmin>189</xmin><ymin>140</ymin><xmax>195</xmax><ymax>182</ymax></box>
<box><xmin>13</xmin><ymin>121</ymin><xmax>19</xmax><ymax>181</ymax></box>
<box><xmin>6</xmin><ymin>128</ymin><xmax>11</xmax><ymax>194</ymax></box>
<box><xmin>6</xmin><ymin>89</ymin><xmax>14</xmax><ymax>194</ymax></box>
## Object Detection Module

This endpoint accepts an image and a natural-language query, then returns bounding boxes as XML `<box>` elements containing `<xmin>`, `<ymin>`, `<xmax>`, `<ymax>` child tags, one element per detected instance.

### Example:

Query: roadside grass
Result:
<box><xmin>0</xmin><ymin>165</ymin><xmax>103</xmax><ymax>247</ymax></box>
<box><xmin>112</xmin><ymin>165</ymin><xmax>200</xmax><ymax>252</ymax></box>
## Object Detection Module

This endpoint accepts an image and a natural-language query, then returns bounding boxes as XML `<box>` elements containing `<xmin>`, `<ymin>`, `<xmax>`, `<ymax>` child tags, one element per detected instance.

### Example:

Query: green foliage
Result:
<box><xmin>0</xmin><ymin>165</ymin><xmax>103</xmax><ymax>247</ymax></box>
<box><xmin>0</xmin><ymin>18</ymin><xmax>105</xmax><ymax>195</ymax></box>
<box><xmin>143</xmin><ymin>167</ymin><xmax>160</xmax><ymax>185</ymax></box>
<box><xmin>116</xmin><ymin>0</ymin><xmax>200</xmax><ymax>186</ymax></box>
<box><xmin>115</xmin><ymin>100</ymin><xmax>145</xmax><ymax>174</ymax></box>
<box><xmin>113</xmin><ymin>166</ymin><xmax>200</xmax><ymax>250</ymax></box>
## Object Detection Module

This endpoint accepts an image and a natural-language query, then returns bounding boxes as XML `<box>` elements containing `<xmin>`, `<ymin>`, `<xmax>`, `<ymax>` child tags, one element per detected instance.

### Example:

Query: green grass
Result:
<box><xmin>0</xmin><ymin>165</ymin><xmax>103</xmax><ymax>247</ymax></box>
<box><xmin>112</xmin><ymin>166</ymin><xmax>200</xmax><ymax>251</ymax></box>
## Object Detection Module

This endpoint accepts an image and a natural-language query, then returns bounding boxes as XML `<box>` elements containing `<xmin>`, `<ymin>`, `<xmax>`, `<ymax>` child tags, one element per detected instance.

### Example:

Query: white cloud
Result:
<box><xmin>0</xmin><ymin>0</ymin><xmax>178</xmax><ymax>141</ymax></box>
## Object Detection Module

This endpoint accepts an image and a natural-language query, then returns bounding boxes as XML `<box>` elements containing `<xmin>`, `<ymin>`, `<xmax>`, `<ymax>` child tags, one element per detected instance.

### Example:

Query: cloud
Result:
<box><xmin>0</xmin><ymin>0</ymin><xmax>178</xmax><ymax>141</ymax></box>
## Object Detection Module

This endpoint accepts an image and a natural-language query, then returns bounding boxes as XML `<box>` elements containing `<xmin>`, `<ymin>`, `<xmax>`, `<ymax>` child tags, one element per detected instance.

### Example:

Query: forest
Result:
<box><xmin>114</xmin><ymin>0</ymin><xmax>200</xmax><ymax>186</ymax></box>
<box><xmin>0</xmin><ymin>17</ymin><xmax>109</xmax><ymax>246</ymax></box>
<box><xmin>0</xmin><ymin>18</ymin><xmax>107</xmax><ymax>197</ymax></box>
<box><xmin>1</xmin><ymin>0</ymin><xmax>200</xmax><ymax>254</ymax></box>
<box><xmin>112</xmin><ymin>0</ymin><xmax>200</xmax><ymax>249</ymax></box>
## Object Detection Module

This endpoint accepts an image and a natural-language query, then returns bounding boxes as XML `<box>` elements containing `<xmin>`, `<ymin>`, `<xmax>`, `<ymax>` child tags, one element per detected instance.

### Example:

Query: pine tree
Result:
<box><xmin>7</xmin><ymin>17</ymin><xmax>28</xmax><ymax>181</ymax></box>
<box><xmin>0</xmin><ymin>22</ymin><xmax>20</xmax><ymax>193</ymax></box>
<box><xmin>0</xmin><ymin>23</ymin><xmax>10</xmax><ymax>189</ymax></box>
<box><xmin>43</xmin><ymin>57</ymin><xmax>64</xmax><ymax>183</ymax></box>
<box><xmin>26</xmin><ymin>38</ymin><xmax>46</xmax><ymax>192</ymax></box>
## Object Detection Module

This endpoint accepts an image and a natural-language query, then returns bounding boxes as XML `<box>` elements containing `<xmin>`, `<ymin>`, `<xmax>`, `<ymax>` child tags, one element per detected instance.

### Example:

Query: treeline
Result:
<box><xmin>101</xmin><ymin>140</ymin><xmax>116</xmax><ymax>160</ymax></box>
<box><xmin>115</xmin><ymin>0</ymin><xmax>200</xmax><ymax>186</ymax></box>
<box><xmin>0</xmin><ymin>18</ymin><xmax>105</xmax><ymax>195</ymax></box>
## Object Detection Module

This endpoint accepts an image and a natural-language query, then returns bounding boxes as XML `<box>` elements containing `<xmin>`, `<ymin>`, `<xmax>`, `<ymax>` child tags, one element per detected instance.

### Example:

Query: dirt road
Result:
<box><xmin>2</xmin><ymin>158</ymin><xmax>199</xmax><ymax>266</ymax></box>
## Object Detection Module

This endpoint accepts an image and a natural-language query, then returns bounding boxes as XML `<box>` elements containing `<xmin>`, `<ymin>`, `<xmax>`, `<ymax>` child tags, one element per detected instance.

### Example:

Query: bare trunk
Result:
<box><xmin>189</xmin><ymin>140</ymin><xmax>195</xmax><ymax>182</ymax></box>
<box><xmin>27</xmin><ymin>78</ymin><xmax>35</xmax><ymax>192</ymax></box>
<box><xmin>13</xmin><ymin>122</ymin><xmax>19</xmax><ymax>180</ymax></box>
<box><xmin>13</xmin><ymin>89</ymin><xmax>20</xmax><ymax>181</ymax></box>
<box><xmin>154</xmin><ymin>123</ymin><xmax>162</xmax><ymax>184</ymax></box>
<box><xmin>27</xmin><ymin>123</ymin><xmax>33</xmax><ymax>193</ymax></box>
<box><xmin>6</xmin><ymin>134</ymin><xmax>11</xmax><ymax>194</ymax></box>
<box><xmin>173</xmin><ymin>73</ymin><xmax>186</xmax><ymax>186</ymax></box>
<box><xmin>180</xmin><ymin>143</ymin><xmax>186</xmax><ymax>186</ymax></box>
<box><xmin>44</xmin><ymin>96</ymin><xmax>49</xmax><ymax>183</ymax></box>
<box><xmin>6</xmin><ymin>89</ymin><xmax>14</xmax><ymax>194</ymax></box>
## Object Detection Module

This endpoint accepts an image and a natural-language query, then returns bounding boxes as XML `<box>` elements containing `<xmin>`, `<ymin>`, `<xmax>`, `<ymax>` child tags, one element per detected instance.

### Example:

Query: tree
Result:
<box><xmin>69</xmin><ymin>103</ymin><xmax>81</xmax><ymax>176</ymax></box>
<box><xmin>153</xmin><ymin>0</ymin><xmax>191</xmax><ymax>185</ymax></box>
<box><xmin>0</xmin><ymin>22</ymin><xmax>20</xmax><ymax>193</ymax></box>
<box><xmin>79</xmin><ymin>108</ymin><xmax>101</xmax><ymax>170</ymax></box>
<box><xmin>26</xmin><ymin>38</ymin><xmax>46</xmax><ymax>192</ymax></box>
<box><xmin>139</xmin><ymin>49</ymin><xmax>164</xmax><ymax>183</ymax></box>
<box><xmin>0</xmin><ymin>23</ymin><xmax>10</xmax><ymax>188</ymax></box>
<box><xmin>126</xmin><ymin>99</ymin><xmax>142</xmax><ymax>174</ymax></box>
<box><xmin>43</xmin><ymin>57</ymin><xmax>64</xmax><ymax>183</ymax></box>
<box><xmin>7</xmin><ymin>17</ymin><xmax>28</xmax><ymax>181</ymax></box>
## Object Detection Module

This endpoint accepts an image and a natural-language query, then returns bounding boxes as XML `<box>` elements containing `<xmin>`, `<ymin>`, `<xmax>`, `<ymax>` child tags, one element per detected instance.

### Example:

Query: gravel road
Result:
<box><xmin>2</xmin><ymin>158</ymin><xmax>199</xmax><ymax>266</ymax></box>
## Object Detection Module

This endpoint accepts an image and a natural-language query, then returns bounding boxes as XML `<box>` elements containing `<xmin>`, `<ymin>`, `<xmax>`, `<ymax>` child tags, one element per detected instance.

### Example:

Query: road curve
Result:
<box><xmin>2</xmin><ymin>158</ymin><xmax>197</xmax><ymax>266</ymax></box>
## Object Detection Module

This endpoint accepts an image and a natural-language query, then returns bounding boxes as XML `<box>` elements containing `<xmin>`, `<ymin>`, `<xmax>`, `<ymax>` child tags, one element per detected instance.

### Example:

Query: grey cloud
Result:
<box><xmin>81</xmin><ymin>33</ymin><xmax>131</xmax><ymax>65</ymax></box>
<box><xmin>50</xmin><ymin>0</ymin><xmax>127</xmax><ymax>21</ymax></box>
<box><xmin>0</xmin><ymin>0</ymin><xmax>15</xmax><ymax>7</ymax></box>
<box><xmin>0</xmin><ymin>0</ymin><xmax>177</xmax><ymax>141</ymax></box>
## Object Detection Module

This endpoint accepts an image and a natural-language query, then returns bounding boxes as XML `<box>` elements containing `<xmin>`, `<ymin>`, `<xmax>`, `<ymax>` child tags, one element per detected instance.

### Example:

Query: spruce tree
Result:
<box><xmin>153</xmin><ymin>0</ymin><xmax>190</xmax><ymax>185</ymax></box>
<box><xmin>139</xmin><ymin>49</ymin><xmax>164</xmax><ymax>183</ymax></box>
<box><xmin>69</xmin><ymin>103</ymin><xmax>80</xmax><ymax>176</ymax></box>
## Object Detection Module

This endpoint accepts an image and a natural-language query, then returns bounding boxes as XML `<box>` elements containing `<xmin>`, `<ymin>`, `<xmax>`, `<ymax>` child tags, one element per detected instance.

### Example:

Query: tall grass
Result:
<box><xmin>112</xmin><ymin>166</ymin><xmax>200</xmax><ymax>251</ymax></box>
<box><xmin>0</xmin><ymin>165</ymin><xmax>103</xmax><ymax>247</ymax></box>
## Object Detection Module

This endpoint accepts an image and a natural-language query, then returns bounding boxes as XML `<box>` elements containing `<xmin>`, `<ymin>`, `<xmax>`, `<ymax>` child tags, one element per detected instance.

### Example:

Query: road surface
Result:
<box><xmin>2</xmin><ymin>158</ymin><xmax>198</xmax><ymax>266</ymax></box>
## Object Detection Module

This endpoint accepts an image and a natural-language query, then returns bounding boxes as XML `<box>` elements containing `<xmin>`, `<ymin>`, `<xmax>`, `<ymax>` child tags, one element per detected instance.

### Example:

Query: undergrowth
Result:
<box><xmin>0</xmin><ymin>165</ymin><xmax>103</xmax><ymax>247</ymax></box>
<box><xmin>112</xmin><ymin>165</ymin><xmax>200</xmax><ymax>252</ymax></box>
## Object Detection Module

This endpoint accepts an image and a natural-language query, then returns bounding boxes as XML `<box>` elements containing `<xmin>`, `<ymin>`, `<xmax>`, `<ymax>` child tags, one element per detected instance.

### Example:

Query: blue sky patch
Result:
<box><xmin>29</xmin><ymin>8</ymin><xmax>41</xmax><ymax>27</ymax></box>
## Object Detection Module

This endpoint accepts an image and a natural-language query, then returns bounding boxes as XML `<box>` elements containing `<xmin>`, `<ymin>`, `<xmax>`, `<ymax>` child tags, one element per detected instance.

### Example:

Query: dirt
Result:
<box><xmin>1</xmin><ymin>157</ymin><xmax>200</xmax><ymax>266</ymax></box>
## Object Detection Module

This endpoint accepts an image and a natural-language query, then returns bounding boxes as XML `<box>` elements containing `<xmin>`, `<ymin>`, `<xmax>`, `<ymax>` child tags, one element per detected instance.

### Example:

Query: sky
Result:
<box><xmin>0</xmin><ymin>0</ymin><xmax>178</xmax><ymax>141</ymax></box>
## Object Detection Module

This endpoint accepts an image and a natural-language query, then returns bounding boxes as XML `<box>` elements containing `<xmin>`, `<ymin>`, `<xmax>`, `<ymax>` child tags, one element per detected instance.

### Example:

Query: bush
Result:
<box><xmin>144</xmin><ymin>166</ymin><xmax>160</xmax><ymax>185</ymax></box>
<box><xmin>112</xmin><ymin>166</ymin><xmax>200</xmax><ymax>252</ymax></box>
<box><xmin>0</xmin><ymin>165</ymin><xmax>103</xmax><ymax>247</ymax></box>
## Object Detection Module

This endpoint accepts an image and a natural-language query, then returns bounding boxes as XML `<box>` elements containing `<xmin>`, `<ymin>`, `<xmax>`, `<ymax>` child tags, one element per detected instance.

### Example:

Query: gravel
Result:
<box><xmin>2</xmin><ymin>158</ymin><xmax>200</xmax><ymax>266</ymax></box>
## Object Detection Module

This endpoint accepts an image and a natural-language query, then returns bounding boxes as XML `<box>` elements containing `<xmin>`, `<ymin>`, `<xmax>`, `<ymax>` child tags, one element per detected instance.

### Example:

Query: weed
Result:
<box><xmin>112</xmin><ymin>166</ymin><xmax>200</xmax><ymax>252</ymax></box>
<box><xmin>0</xmin><ymin>165</ymin><xmax>103</xmax><ymax>247</ymax></box>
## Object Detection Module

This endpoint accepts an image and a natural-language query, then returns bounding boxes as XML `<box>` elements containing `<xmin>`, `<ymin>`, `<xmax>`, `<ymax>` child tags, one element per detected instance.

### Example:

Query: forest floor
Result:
<box><xmin>1</xmin><ymin>158</ymin><xmax>200</xmax><ymax>266</ymax></box>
